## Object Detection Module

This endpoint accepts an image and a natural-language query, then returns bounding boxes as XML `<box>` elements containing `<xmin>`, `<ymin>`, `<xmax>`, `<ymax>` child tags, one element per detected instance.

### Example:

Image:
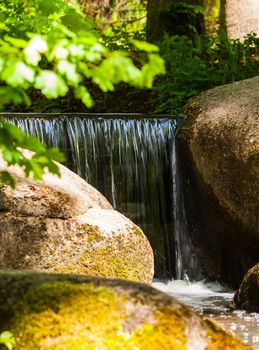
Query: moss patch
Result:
<box><xmin>132</xmin><ymin>306</ymin><xmax>186</xmax><ymax>350</ymax></box>
<box><xmin>55</xmin><ymin>241</ymin><xmax>144</xmax><ymax>283</ymax></box>
<box><xmin>52</xmin><ymin>222</ymin><xmax>153</xmax><ymax>284</ymax></box>
<box><xmin>131</xmin><ymin>225</ymin><xmax>143</xmax><ymax>236</ymax></box>
<box><xmin>12</xmin><ymin>282</ymin><xmax>125</xmax><ymax>349</ymax></box>
<box><xmin>81</xmin><ymin>224</ymin><xmax>103</xmax><ymax>242</ymax></box>
<box><xmin>10</xmin><ymin>281</ymin><xmax>187</xmax><ymax>350</ymax></box>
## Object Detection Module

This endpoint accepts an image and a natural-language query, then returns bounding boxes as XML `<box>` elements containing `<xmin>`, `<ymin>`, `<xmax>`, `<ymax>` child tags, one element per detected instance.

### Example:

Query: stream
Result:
<box><xmin>153</xmin><ymin>280</ymin><xmax>259</xmax><ymax>349</ymax></box>
<box><xmin>4</xmin><ymin>114</ymin><xmax>258</xmax><ymax>347</ymax></box>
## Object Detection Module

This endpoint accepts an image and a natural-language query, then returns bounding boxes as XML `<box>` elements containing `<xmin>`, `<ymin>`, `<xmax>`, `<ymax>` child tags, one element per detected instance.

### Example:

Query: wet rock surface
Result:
<box><xmin>232</xmin><ymin>263</ymin><xmax>259</xmax><ymax>313</ymax></box>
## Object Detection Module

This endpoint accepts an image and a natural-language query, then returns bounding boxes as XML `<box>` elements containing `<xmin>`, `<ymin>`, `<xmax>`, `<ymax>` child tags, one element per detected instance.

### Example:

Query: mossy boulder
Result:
<box><xmin>178</xmin><ymin>76</ymin><xmax>259</xmax><ymax>288</ymax></box>
<box><xmin>232</xmin><ymin>263</ymin><xmax>259</xmax><ymax>312</ymax></box>
<box><xmin>0</xmin><ymin>158</ymin><xmax>153</xmax><ymax>284</ymax></box>
<box><xmin>0</xmin><ymin>270</ymin><xmax>251</xmax><ymax>350</ymax></box>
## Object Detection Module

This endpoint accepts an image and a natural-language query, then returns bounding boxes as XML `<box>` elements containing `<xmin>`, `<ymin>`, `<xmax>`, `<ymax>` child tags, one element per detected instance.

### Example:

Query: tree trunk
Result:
<box><xmin>146</xmin><ymin>0</ymin><xmax>205</xmax><ymax>42</ymax></box>
<box><xmin>220</xmin><ymin>0</ymin><xmax>259</xmax><ymax>40</ymax></box>
<box><xmin>204</xmin><ymin>0</ymin><xmax>220</xmax><ymax>32</ymax></box>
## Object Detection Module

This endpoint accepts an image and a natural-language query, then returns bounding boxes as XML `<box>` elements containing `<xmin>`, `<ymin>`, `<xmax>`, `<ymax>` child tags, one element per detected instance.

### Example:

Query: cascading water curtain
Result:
<box><xmin>4</xmin><ymin>114</ymin><xmax>195</xmax><ymax>279</ymax></box>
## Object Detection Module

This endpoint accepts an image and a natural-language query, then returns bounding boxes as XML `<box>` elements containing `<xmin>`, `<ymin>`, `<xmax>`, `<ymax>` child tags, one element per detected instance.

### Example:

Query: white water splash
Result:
<box><xmin>153</xmin><ymin>280</ymin><xmax>259</xmax><ymax>349</ymax></box>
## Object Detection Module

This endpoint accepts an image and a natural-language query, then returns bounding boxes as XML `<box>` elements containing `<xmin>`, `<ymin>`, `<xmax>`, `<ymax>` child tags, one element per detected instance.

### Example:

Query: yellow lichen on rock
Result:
<box><xmin>11</xmin><ymin>282</ymin><xmax>187</xmax><ymax>350</ymax></box>
<box><xmin>132</xmin><ymin>307</ymin><xmax>186</xmax><ymax>350</ymax></box>
<box><xmin>13</xmin><ymin>282</ymin><xmax>125</xmax><ymax>349</ymax></box>
<box><xmin>0</xmin><ymin>271</ymin><xmax>252</xmax><ymax>350</ymax></box>
<box><xmin>205</xmin><ymin>319</ymin><xmax>249</xmax><ymax>350</ymax></box>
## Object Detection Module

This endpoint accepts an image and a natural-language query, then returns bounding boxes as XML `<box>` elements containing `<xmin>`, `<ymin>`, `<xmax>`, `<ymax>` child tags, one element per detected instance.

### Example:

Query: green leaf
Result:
<box><xmin>61</xmin><ymin>8</ymin><xmax>93</xmax><ymax>34</ymax></box>
<box><xmin>35</xmin><ymin>71</ymin><xmax>68</xmax><ymax>98</ymax></box>
<box><xmin>0</xmin><ymin>87</ymin><xmax>31</xmax><ymax>107</ymax></box>
<box><xmin>67</xmin><ymin>44</ymin><xmax>85</xmax><ymax>58</ymax></box>
<box><xmin>4</xmin><ymin>36</ymin><xmax>27</xmax><ymax>48</ymax></box>
<box><xmin>2</xmin><ymin>61</ymin><xmax>35</xmax><ymax>87</ymax></box>
<box><xmin>131</xmin><ymin>40</ymin><xmax>159</xmax><ymax>53</ymax></box>
<box><xmin>56</xmin><ymin>60</ymin><xmax>81</xmax><ymax>85</ymax></box>
<box><xmin>193</xmin><ymin>5</ymin><xmax>204</xmax><ymax>14</ymax></box>
<box><xmin>44</xmin><ymin>147</ymin><xmax>66</xmax><ymax>162</ymax></box>
<box><xmin>92</xmin><ymin>53</ymin><xmax>139</xmax><ymax>90</ymax></box>
<box><xmin>0</xmin><ymin>57</ymin><xmax>4</xmax><ymax>73</ymax></box>
<box><xmin>140</xmin><ymin>54</ymin><xmax>165</xmax><ymax>88</ymax></box>
<box><xmin>85</xmin><ymin>43</ymin><xmax>106</xmax><ymax>62</ymax></box>
<box><xmin>75</xmin><ymin>86</ymin><xmax>93</xmax><ymax>107</ymax></box>
<box><xmin>0</xmin><ymin>171</ymin><xmax>16</xmax><ymax>188</ymax></box>
<box><xmin>24</xmin><ymin>35</ymin><xmax>48</xmax><ymax>65</ymax></box>
<box><xmin>50</xmin><ymin>43</ymin><xmax>69</xmax><ymax>60</ymax></box>
<box><xmin>0</xmin><ymin>119</ymin><xmax>65</xmax><ymax>185</ymax></box>
<box><xmin>23</xmin><ymin>134</ymin><xmax>46</xmax><ymax>153</ymax></box>
<box><xmin>0</xmin><ymin>23</ymin><xmax>10</xmax><ymax>32</ymax></box>
<box><xmin>0</xmin><ymin>87</ymin><xmax>24</xmax><ymax>106</ymax></box>
<box><xmin>0</xmin><ymin>331</ymin><xmax>15</xmax><ymax>350</ymax></box>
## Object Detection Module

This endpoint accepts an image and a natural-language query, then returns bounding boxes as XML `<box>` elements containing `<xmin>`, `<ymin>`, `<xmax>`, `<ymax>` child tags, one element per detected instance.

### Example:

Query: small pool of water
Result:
<box><xmin>153</xmin><ymin>280</ymin><xmax>259</xmax><ymax>349</ymax></box>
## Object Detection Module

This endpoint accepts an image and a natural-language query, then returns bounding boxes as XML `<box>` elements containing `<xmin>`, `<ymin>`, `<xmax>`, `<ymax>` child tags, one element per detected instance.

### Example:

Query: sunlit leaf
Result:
<box><xmin>35</xmin><ymin>71</ymin><xmax>68</xmax><ymax>98</ymax></box>
<box><xmin>68</xmin><ymin>44</ymin><xmax>85</xmax><ymax>58</ymax></box>
<box><xmin>0</xmin><ymin>330</ymin><xmax>15</xmax><ymax>350</ymax></box>
<box><xmin>2</xmin><ymin>61</ymin><xmax>35</xmax><ymax>86</ymax></box>
<box><xmin>4</xmin><ymin>36</ymin><xmax>27</xmax><ymax>48</ymax></box>
<box><xmin>51</xmin><ymin>44</ymin><xmax>69</xmax><ymax>60</ymax></box>
<box><xmin>0</xmin><ymin>0</ymin><xmax>169</xmax><ymax>187</ymax></box>
<box><xmin>24</xmin><ymin>36</ymin><xmax>48</xmax><ymax>65</ymax></box>
<box><xmin>85</xmin><ymin>43</ymin><xmax>106</xmax><ymax>62</ymax></box>
<box><xmin>57</xmin><ymin>60</ymin><xmax>81</xmax><ymax>85</ymax></box>
<box><xmin>75</xmin><ymin>86</ymin><xmax>93</xmax><ymax>107</ymax></box>
<box><xmin>131</xmin><ymin>40</ymin><xmax>159</xmax><ymax>53</ymax></box>
<box><xmin>0</xmin><ymin>23</ymin><xmax>10</xmax><ymax>32</ymax></box>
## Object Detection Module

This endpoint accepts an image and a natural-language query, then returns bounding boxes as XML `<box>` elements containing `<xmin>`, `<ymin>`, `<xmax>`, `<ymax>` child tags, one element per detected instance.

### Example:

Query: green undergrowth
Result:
<box><xmin>150</xmin><ymin>31</ymin><xmax>259</xmax><ymax>114</ymax></box>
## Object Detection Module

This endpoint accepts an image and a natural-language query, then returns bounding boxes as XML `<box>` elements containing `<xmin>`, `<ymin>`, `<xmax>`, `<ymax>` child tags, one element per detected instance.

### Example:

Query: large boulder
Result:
<box><xmin>178</xmin><ymin>76</ymin><xmax>259</xmax><ymax>288</ymax></box>
<box><xmin>221</xmin><ymin>0</ymin><xmax>259</xmax><ymax>40</ymax></box>
<box><xmin>0</xmin><ymin>270</ymin><xmax>251</xmax><ymax>350</ymax></box>
<box><xmin>232</xmin><ymin>263</ymin><xmax>259</xmax><ymax>313</ymax></box>
<box><xmin>0</xmin><ymin>158</ymin><xmax>153</xmax><ymax>284</ymax></box>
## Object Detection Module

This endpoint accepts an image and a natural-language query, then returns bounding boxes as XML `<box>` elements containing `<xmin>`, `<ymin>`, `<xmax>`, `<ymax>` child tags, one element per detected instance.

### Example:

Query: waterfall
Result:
<box><xmin>172</xmin><ymin>137</ymin><xmax>201</xmax><ymax>281</ymax></box>
<box><xmin>3</xmin><ymin>113</ymin><xmax>198</xmax><ymax>279</ymax></box>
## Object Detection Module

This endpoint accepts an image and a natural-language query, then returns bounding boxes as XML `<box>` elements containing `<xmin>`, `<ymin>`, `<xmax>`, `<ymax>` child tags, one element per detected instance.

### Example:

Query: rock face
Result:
<box><xmin>221</xmin><ymin>0</ymin><xmax>259</xmax><ymax>40</ymax></box>
<box><xmin>178</xmin><ymin>76</ymin><xmax>259</xmax><ymax>287</ymax></box>
<box><xmin>0</xmin><ymin>270</ymin><xmax>251</xmax><ymax>350</ymax></box>
<box><xmin>232</xmin><ymin>263</ymin><xmax>259</xmax><ymax>313</ymax></box>
<box><xmin>0</xmin><ymin>159</ymin><xmax>154</xmax><ymax>284</ymax></box>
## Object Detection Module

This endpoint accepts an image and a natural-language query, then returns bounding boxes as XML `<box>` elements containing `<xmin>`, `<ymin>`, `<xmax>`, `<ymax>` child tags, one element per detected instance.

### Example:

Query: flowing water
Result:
<box><xmin>5</xmin><ymin>113</ymin><xmax>193</xmax><ymax>279</ymax></box>
<box><xmin>153</xmin><ymin>280</ymin><xmax>259</xmax><ymax>349</ymax></box>
<box><xmin>3</xmin><ymin>113</ymin><xmax>258</xmax><ymax>346</ymax></box>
